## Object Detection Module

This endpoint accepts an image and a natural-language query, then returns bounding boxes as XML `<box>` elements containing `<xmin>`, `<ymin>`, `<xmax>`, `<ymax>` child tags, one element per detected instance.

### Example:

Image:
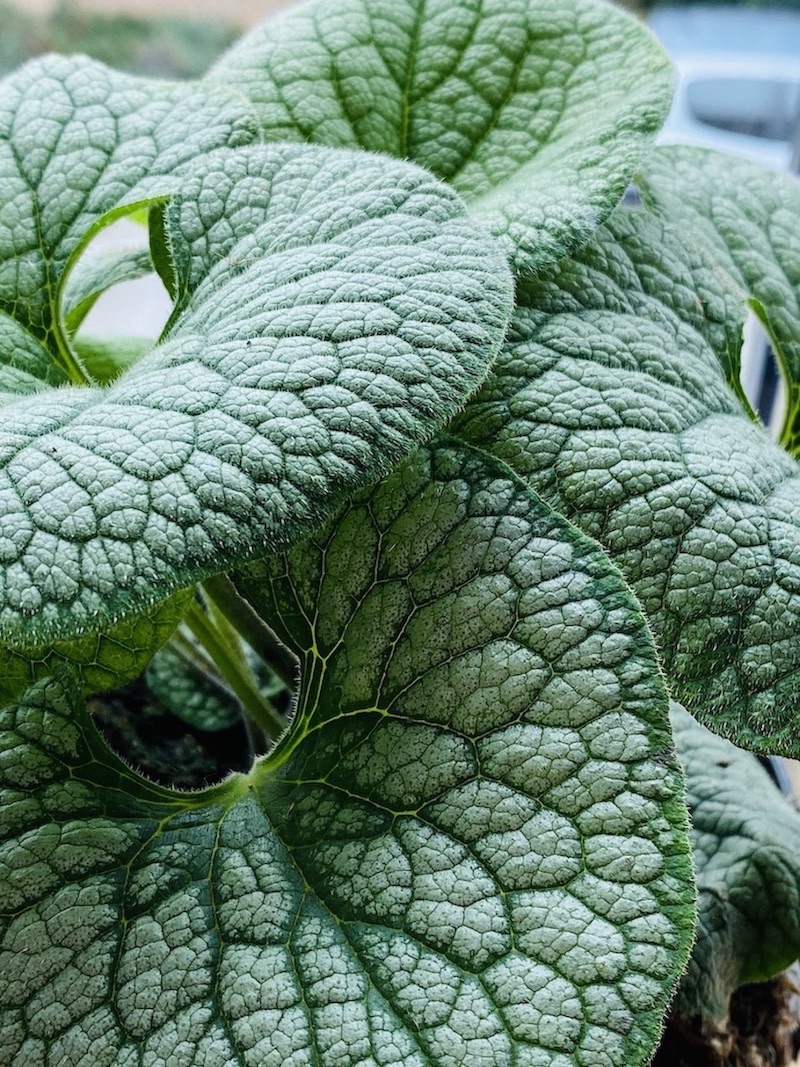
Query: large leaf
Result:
<box><xmin>455</xmin><ymin>202</ymin><xmax>800</xmax><ymax>755</ymax></box>
<box><xmin>0</xmin><ymin>139</ymin><xmax>512</xmax><ymax>647</ymax></box>
<box><xmin>208</xmin><ymin>0</ymin><xmax>673</xmax><ymax>274</ymax></box>
<box><xmin>639</xmin><ymin>147</ymin><xmax>800</xmax><ymax>451</ymax></box>
<box><xmin>671</xmin><ymin>702</ymin><xmax>800</xmax><ymax>1024</ymax></box>
<box><xmin>0</xmin><ymin>442</ymin><xmax>694</xmax><ymax>1067</ymax></box>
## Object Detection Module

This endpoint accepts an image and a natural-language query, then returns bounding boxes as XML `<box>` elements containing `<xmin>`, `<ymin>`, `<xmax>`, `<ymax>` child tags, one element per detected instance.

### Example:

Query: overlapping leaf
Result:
<box><xmin>0</xmin><ymin>589</ymin><xmax>191</xmax><ymax>708</ymax></box>
<box><xmin>0</xmin><ymin>54</ymin><xmax>258</xmax><ymax>376</ymax></box>
<box><xmin>640</xmin><ymin>146</ymin><xmax>800</xmax><ymax>450</ymax></box>
<box><xmin>455</xmin><ymin>201</ymin><xmax>800</xmax><ymax>754</ymax></box>
<box><xmin>63</xmin><ymin>245</ymin><xmax>155</xmax><ymax>336</ymax></box>
<box><xmin>0</xmin><ymin>136</ymin><xmax>512</xmax><ymax>647</ymax></box>
<box><xmin>145</xmin><ymin>633</ymin><xmax>284</xmax><ymax>734</ymax></box>
<box><xmin>671</xmin><ymin>703</ymin><xmax>800</xmax><ymax>1023</ymax></box>
<box><xmin>208</xmin><ymin>0</ymin><xmax>673</xmax><ymax>273</ymax></box>
<box><xmin>0</xmin><ymin>442</ymin><xmax>694</xmax><ymax>1067</ymax></box>
<box><xmin>0</xmin><ymin>53</ymin><xmax>259</xmax><ymax>680</ymax></box>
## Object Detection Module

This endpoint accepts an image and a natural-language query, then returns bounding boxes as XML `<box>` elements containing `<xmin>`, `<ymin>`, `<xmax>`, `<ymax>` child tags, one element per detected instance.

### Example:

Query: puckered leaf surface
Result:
<box><xmin>0</xmin><ymin>138</ymin><xmax>512</xmax><ymax>646</ymax></box>
<box><xmin>0</xmin><ymin>54</ymin><xmax>258</xmax><ymax>380</ymax></box>
<box><xmin>0</xmin><ymin>442</ymin><xmax>694</xmax><ymax>1067</ymax></box>
<box><xmin>671</xmin><ymin>703</ymin><xmax>800</xmax><ymax>1023</ymax></box>
<box><xmin>208</xmin><ymin>0</ymin><xmax>673</xmax><ymax>273</ymax></box>
<box><xmin>0</xmin><ymin>589</ymin><xmax>191</xmax><ymax>707</ymax></box>
<box><xmin>639</xmin><ymin>146</ymin><xmax>800</xmax><ymax>450</ymax></box>
<box><xmin>455</xmin><ymin>203</ymin><xmax>800</xmax><ymax>755</ymax></box>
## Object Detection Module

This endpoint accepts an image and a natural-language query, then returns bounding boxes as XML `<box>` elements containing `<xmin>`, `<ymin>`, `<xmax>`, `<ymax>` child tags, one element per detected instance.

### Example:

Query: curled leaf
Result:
<box><xmin>672</xmin><ymin>702</ymin><xmax>800</xmax><ymax>1024</ymax></box>
<box><xmin>0</xmin><ymin>142</ymin><xmax>512</xmax><ymax>646</ymax></box>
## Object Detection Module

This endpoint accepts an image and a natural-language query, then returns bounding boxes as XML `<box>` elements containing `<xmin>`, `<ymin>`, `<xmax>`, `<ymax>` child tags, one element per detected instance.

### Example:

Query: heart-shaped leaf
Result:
<box><xmin>208</xmin><ymin>0</ymin><xmax>673</xmax><ymax>273</ymax></box>
<box><xmin>455</xmin><ymin>201</ymin><xmax>800</xmax><ymax>755</ymax></box>
<box><xmin>0</xmin><ymin>442</ymin><xmax>694</xmax><ymax>1067</ymax></box>
<box><xmin>0</xmin><ymin>136</ymin><xmax>512</xmax><ymax>647</ymax></box>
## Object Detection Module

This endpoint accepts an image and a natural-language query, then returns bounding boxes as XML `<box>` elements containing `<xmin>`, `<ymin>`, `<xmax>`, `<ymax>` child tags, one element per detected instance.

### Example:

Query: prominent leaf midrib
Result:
<box><xmin>3</xmin><ymin>136</ymin><xmax>54</xmax><ymax>344</ymax></box>
<box><xmin>1</xmin><ymin>437</ymin><xmax>693</xmax><ymax>1064</ymax></box>
<box><xmin>206</xmin><ymin>805</ymin><xmax>257</xmax><ymax>1067</ymax></box>
<box><xmin>447</xmin><ymin>27</ymin><xmax>537</xmax><ymax>193</ymax></box>
<box><xmin>399</xmin><ymin>0</ymin><xmax>484</xmax><ymax>124</ymax></box>
<box><xmin>395</xmin><ymin>0</ymin><xmax>425</xmax><ymax>158</ymax></box>
<box><xmin>317</xmin><ymin>18</ymin><xmax>364</xmax><ymax>150</ymax></box>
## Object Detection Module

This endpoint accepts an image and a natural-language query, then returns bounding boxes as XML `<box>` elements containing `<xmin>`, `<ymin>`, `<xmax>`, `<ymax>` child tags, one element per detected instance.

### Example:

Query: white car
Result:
<box><xmin>648</xmin><ymin>5</ymin><xmax>800</xmax><ymax>170</ymax></box>
<box><xmin>659</xmin><ymin>54</ymin><xmax>799</xmax><ymax>172</ymax></box>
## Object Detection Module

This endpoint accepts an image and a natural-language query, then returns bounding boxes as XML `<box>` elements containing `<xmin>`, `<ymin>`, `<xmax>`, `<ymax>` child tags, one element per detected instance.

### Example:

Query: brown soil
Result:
<box><xmin>653</xmin><ymin>975</ymin><xmax>800</xmax><ymax>1067</ymax></box>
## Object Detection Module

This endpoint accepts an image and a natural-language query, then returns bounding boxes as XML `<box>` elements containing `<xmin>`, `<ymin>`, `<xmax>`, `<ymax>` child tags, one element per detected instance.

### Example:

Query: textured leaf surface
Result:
<box><xmin>0</xmin><ymin>589</ymin><xmax>191</xmax><ymax>707</ymax></box>
<box><xmin>208</xmin><ymin>0</ymin><xmax>673</xmax><ymax>273</ymax></box>
<box><xmin>0</xmin><ymin>442</ymin><xmax>693</xmax><ymax>1067</ymax></box>
<box><xmin>145</xmin><ymin>637</ymin><xmax>243</xmax><ymax>732</ymax></box>
<box><xmin>0</xmin><ymin>141</ymin><xmax>512</xmax><ymax>646</ymax></box>
<box><xmin>639</xmin><ymin>147</ymin><xmax>800</xmax><ymax>450</ymax></box>
<box><xmin>0</xmin><ymin>54</ymin><xmax>257</xmax><ymax>384</ymax></box>
<box><xmin>671</xmin><ymin>703</ymin><xmax>800</xmax><ymax>1022</ymax></box>
<box><xmin>455</xmin><ymin>204</ymin><xmax>800</xmax><ymax>755</ymax></box>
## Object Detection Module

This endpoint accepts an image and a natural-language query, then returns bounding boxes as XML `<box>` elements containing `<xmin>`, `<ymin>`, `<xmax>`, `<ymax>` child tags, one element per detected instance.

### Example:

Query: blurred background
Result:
<box><xmin>0</xmin><ymin>0</ymin><xmax>291</xmax><ymax>79</ymax></box>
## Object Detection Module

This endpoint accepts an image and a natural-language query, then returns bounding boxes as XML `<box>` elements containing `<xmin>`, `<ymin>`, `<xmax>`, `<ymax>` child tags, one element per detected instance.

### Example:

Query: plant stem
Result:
<box><xmin>202</xmin><ymin>573</ymin><xmax>298</xmax><ymax>687</ymax></box>
<box><xmin>184</xmin><ymin>599</ymin><xmax>286</xmax><ymax>744</ymax></box>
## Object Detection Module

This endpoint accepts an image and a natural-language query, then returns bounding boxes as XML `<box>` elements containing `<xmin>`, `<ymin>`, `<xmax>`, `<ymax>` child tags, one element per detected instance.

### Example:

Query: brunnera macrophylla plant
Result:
<box><xmin>2</xmin><ymin>0</ymin><xmax>800</xmax><ymax>1064</ymax></box>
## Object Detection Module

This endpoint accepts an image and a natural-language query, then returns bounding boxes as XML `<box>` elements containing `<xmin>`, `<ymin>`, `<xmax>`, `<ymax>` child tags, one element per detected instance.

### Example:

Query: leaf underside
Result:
<box><xmin>671</xmin><ymin>703</ymin><xmax>800</xmax><ymax>1024</ymax></box>
<box><xmin>0</xmin><ymin>441</ymin><xmax>694</xmax><ymax>1067</ymax></box>
<box><xmin>455</xmin><ymin>195</ymin><xmax>800</xmax><ymax>756</ymax></box>
<box><xmin>63</xmin><ymin>244</ymin><xmax>155</xmax><ymax>338</ymax></box>
<box><xmin>208</xmin><ymin>0</ymin><xmax>673</xmax><ymax>273</ymax></box>
<box><xmin>0</xmin><ymin>59</ymin><xmax>513</xmax><ymax>648</ymax></box>
<box><xmin>0</xmin><ymin>588</ymin><xmax>192</xmax><ymax>708</ymax></box>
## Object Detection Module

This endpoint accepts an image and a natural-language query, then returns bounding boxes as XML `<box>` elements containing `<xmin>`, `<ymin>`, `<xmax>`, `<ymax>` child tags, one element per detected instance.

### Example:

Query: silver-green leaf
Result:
<box><xmin>455</xmin><ymin>202</ymin><xmax>800</xmax><ymax>755</ymax></box>
<box><xmin>0</xmin><ymin>54</ymin><xmax>258</xmax><ymax>385</ymax></box>
<box><xmin>208</xmin><ymin>0</ymin><xmax>674</xmax><ymax>273</ymax></box>
<box><xmin>639</xmin><ymin>146</ymin><xmax>800</xmax><ymax>451</ymax></box>
<box><xmin>671</xmin><ymin>702</ymin><xmax>800</xmax><ymax>1024</ymax></box>
<box><xmin>0</xmin><ymin>141</ymin><xmax>512</xmax><ymax>647</ymax></box>
<box><xmin>0</xmin><ymin>441</ymin><xmax>694</xmax><ymax>1067</ymax></box>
